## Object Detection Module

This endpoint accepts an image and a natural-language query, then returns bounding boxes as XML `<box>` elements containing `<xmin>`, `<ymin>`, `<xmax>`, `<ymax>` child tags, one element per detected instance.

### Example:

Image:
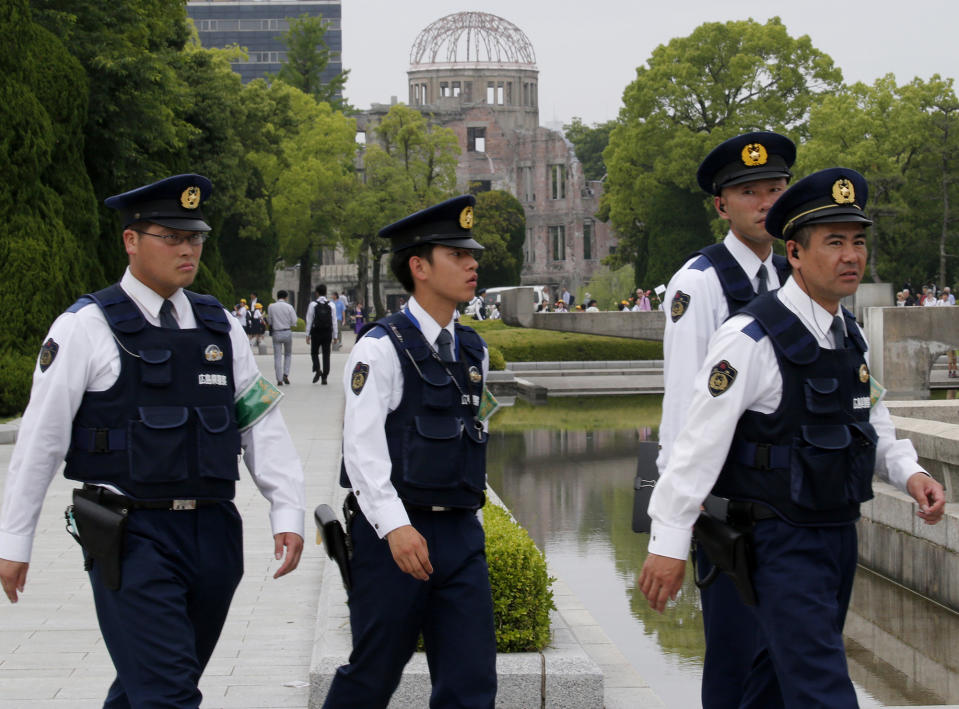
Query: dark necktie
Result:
<box><xmin>436</xmin><ymin>329</ymin><xmax>455</xmax><ymax>363</ymax></box>
<box><xmin>829</xmin><ymin>315</ymin><xmax>845</xmax><ymax>349</ymax></box>
<box><xmin>756</xmin><ymin>264</ymin><xmax>768</xmax><ymax>295</ymax></box>
<box><xmin>159</xmin><ymin>299</ymin><xmax>178</xmax><ymax>329</ymax></box>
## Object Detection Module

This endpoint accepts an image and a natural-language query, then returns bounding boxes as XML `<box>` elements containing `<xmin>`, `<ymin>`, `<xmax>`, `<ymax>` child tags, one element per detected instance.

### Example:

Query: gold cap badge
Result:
<box><xmin>181</xmin><ymin>186</ymin><xmax>202</xmax><ymax>210</ymax></box>
<box><xmin>459</xmin><ymin>206</ymin><xmax>474</xmax><ymax>229</ymax></box>
<box><xmin>741</xmin><ymin>143</ymin><xmax>768</xmax><ymax>167</ymax></box>
<box><xmin>205</xmin><ymin>344</ymin><xmax>223</xmax><ymax>362</ymax></box>
<box><xmin>832</xmin><ymin>179</ymin><xmax>855</xmax><ymax>204</ymax></box>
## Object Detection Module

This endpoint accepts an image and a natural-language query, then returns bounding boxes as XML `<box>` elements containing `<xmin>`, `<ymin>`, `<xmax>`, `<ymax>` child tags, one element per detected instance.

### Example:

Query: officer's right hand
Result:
<box><xmin>0</xmin><ymin>559</ymin><xmax>29</xmax><ymax>603</ymax></box>
<box><xmin>386</xmin><ymin>525</ymin><xmax>433</xmax><ymax>581</ymax></box>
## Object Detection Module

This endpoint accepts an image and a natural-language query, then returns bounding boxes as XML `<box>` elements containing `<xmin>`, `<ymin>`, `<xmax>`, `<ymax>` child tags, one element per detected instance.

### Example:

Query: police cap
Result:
<box><xmin>379</xmin><ymin>195</ymin><xmax>484</xmax><ymax>253</ymax></box>
<box><xmin>696</xmin><ymin>131</ymin><xmax>796</xmax><ymax>195</ymax></box>
<box><xmin>765</xmin><ymin>167</ymin><xmax>872</xmax><ymax>240</ymax></box>
<box><xmin>104</xmin><ymin>174</ymin><xmax>213</xmax><ymax>232</ymax></box>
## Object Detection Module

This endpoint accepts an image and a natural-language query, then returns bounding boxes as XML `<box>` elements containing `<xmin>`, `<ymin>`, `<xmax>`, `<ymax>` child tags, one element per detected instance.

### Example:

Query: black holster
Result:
<box><xmin>66</xmin><ymin>487</ymin><xmax>129</xmax><ymax>591</ymax></box>
<box><xmin>314</xmin><ymin>499</ymin><xmax>353</xmax><ymax>592</ymax></box>
<box><xmin>692</xmin><ymin>508</ymin><xmax>757</xmax><ymax>606</ymax></box>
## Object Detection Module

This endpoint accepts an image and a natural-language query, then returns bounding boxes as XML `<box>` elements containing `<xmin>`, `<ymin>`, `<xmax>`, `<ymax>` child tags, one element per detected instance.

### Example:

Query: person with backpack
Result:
<box><xmin>306</xmin><ymin>284</ymin><xmax>338</xmax><ymax>384</ymax></box>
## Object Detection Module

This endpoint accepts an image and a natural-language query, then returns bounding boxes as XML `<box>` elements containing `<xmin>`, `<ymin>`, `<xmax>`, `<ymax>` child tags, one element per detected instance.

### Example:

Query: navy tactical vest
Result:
<box><xmin>63</xmin><ymin>284</ymin><xmax>241</xmax><ymax>500</ymax></box>
<box><xmin>712</xmin><ymin>295</ymin><xmax>876</xmax><ymax>525</ymax></box>
<box><xmin>340</xmin><ymin>311</ymin><xmax>487</xmax><ymax>509</ymax></box>
<box><xmin>688</xmin><ymin>243</ymin><xmax>791</xmax><ymax>316</ymax></box>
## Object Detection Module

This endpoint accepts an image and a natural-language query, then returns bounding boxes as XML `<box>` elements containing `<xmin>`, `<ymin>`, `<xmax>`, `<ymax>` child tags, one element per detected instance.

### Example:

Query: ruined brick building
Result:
<box><xmin>355</xmin><ymin>11</ymin><xmax>617</xmax><ymax>298</ymax></box>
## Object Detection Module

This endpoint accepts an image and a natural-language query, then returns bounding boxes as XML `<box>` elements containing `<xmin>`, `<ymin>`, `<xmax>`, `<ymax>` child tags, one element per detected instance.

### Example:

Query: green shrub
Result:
<box><xmin>293</xmin><ymin>317</ymin><xmax>306</xmax><ymax>332</ymax></box>
<box><xmin>0</xmin><ymin>351</ymin><xmax>34</xmax><ymax>418</ymax></box>
<box><xmin>488</xmin><ymin>346</ymin><xmax>506</xmax><ymax>371</ymax></box>
<box><xmin>484</xmin><ymin>501</ymin><xmax>555</xmax><ymax>652</ymax></box>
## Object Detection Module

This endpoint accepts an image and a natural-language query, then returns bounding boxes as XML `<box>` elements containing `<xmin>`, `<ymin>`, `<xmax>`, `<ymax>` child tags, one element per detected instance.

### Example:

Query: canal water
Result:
<box><xmin>486</xmin><ymin>396</ymin><xmax>959</xmax><ymax>708</ymax></box>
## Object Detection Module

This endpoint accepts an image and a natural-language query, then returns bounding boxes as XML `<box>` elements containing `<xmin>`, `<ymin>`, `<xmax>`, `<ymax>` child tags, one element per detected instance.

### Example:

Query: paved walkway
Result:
<box><xmin>0</xmin><ymin>336</ymin><xmax>658</xmax><ymax>708</ymax></box>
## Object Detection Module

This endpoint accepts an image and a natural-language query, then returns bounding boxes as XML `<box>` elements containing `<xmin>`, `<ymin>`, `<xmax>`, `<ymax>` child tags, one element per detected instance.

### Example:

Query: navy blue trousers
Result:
<box><xmin>741</xmin><ymin>519</ymin><xmax>859</xmax><ymax>709</ymax></box>
<box><xmin>697</xmin><ymin>547</ymin><xmax>783</xmax><ymax>709</ymax></box>
<box><xmin>87</xmin><ymin>503</ymin><xmax>244</xmax><ymax>709</ymax></box>
<box><xmin>323</xmin><ymin>508</ymin><xmax>497</xmax><ymax>709</ymax></box>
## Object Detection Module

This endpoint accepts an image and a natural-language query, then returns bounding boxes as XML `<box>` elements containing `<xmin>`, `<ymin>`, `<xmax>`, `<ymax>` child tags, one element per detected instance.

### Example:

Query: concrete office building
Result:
<box><xmin>187</xmin><ymin>0</ymin><xmax>342</xmax><ymax>86</ymax></box>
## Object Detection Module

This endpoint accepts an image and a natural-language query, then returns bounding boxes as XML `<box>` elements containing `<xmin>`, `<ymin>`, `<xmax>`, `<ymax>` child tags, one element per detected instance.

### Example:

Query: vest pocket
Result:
<box><xmin>129</xmin><ymin>406</ymin><xmax>189</xmax><ymax>482</ymax></box>
<box><xmin>139</xmin><ymin>349</ymin><xmax>172</xmax><ymax>387</ymax></box>
<box><xmin>195</xmin><ymin>405</ymin><xmax>241</xmax><ymax>481</ymax></box>
<box><xmin>804</xmin><ymin>378</ymin><xmax>840</xmax><ymax>414</ymax></box>
<box><xmin>422</xmin><ymin>382</ymin><xmax>455</xmax><ymax>409</ymax></box>
<box><xmin>403</xmin><ymin>416</ymin><xmax>469</xmax><ymax>490</ymax></box>
<box><xmin>790</xmin><ymin>424</ymin><xmax>874</xmax><ymax>510</ymax></box>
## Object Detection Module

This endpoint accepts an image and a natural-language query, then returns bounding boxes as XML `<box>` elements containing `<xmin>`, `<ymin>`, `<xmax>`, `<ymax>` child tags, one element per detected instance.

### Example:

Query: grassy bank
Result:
<box><xmin>490</xmin><ymin>395</ymin><xmax>662</xmax><ymax>432</ymax></box>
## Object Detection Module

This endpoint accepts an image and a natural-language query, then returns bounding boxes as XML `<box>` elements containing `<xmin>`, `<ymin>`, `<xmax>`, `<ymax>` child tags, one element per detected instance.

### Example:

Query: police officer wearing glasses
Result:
<box><xmin>323</xmin><ymin>195</ymin><xmax>497</xmax><ymax>708</ymax></box>
<box><xmin>0</xmin><ymin>174</ymin><xmax>306</xmax><ymax>708</ymax></box>
<box><xmin>640</xmin><ymin>168</ymin><xmax>946</xmax><ymax>708</ymax></box>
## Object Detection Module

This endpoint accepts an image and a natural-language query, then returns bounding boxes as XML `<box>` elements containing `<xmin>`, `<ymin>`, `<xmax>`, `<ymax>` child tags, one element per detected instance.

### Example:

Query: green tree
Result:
<box><xmin>0</xmin><ymin>0</ymin><xmax>94</xmax><ymax>415</ymax></box>
<box><xmin>346</xmin><ymin>104</ymin><xmax>460</xmax><ymax>316</ymax></box>
<box><xmin>276</xmin><ymin>13</ymin><xmax>350</xmax><ymax>112</ymax></box>
<box><xmin>473</xmin><ymin>190</ymin><xmax>526</xmax><ymax>288</ymax></box>
<box><xmin>564</xmin><ymin>117</ymin><xmax>617</xmax><ymax>181</ymax></box>
<box><xmin>603</xmin><ymin>18</ymin><xmax>841</xmax><ymax>287</ymax></box>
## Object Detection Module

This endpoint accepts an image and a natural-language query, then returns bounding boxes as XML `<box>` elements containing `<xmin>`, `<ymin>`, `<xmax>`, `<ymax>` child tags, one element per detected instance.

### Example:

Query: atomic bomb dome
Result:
<box><xmin>410</xmin><ymin>11</ymin><xmax>536</xmax><ymax>67</ymax></box>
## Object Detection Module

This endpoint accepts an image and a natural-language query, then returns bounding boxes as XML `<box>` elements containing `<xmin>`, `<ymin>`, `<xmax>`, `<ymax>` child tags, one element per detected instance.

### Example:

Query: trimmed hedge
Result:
<box><xmin>484</xmin><ymin>501</ymin><xmax>555</xmax><ymax>652</ymax></box>
<box><xmin>465</xmin><ymin>317</ymin><xmax>663</xmax><ymax>362</ymax></box>
<box><xmin>488</xmin><ymin>345</ymin><xmax>506</xmax><ymax>371</ymax></box>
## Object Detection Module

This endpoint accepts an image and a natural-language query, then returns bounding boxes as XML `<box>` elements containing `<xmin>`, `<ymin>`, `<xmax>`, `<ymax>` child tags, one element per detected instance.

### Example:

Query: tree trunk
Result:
<box><xmin>356</xmin><ymin>239</ymin><xmax>370</xmax><ymax>314</ymax></box>
<box><xmin>371</xmin><ymin>248</ymin><xmax>386</xmax><ymax>318</ymax></box>
<box><xmin>940</xmin><ymin>153</ymin><xmax>950</xmax><ymax>288</ymax></box>
<box><xmin>297</xmin><ymin>247</ymin><xmax>313</xmax><ymax>318</ymax></box>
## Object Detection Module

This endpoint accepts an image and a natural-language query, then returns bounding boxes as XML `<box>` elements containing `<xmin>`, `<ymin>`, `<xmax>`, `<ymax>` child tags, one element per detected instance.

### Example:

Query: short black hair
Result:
<box><xmin>390</xmin><ymin>244</ymin><xmax>435</xmax><ymax>293</ymax></box>
<box><xmin>277</xmin><ymin>290</ymin><xmax>288</xmax><ymax>299</ymax></box>
<box><xmin>314</xmin><ymin>284</ymin><xmax>327</xmax><ymax>297</ymax></box>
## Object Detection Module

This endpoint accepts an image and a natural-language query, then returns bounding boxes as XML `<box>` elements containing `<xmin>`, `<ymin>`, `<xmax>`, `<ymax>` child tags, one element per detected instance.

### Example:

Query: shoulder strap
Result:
<box><xmin>739</xmin><ymin>295</ymin><xmax>820</xmax><ymax>365</ymax></box>
<box><xmin>83</xmin><ymin>284</ymin><xmax>145</xmax><ymax>334</ymax></box>
<box><xmin>696</xmin><ymin>243</ymin><xmax>755</xmax><ymax>314</ymax></box>
<box><xmin>841</xmin><ymin>305</ymin><xmax>867</xmax><ymax>354</ymax></box>
<box><xmin>772</xmin><ymin>253</ymin><xmax>791</xmax><ymax>285</ymax></box>
<box><xmin>185</xmin><ymin>290</ymin><xmax>232</xmax><ymax>334</ymax></box>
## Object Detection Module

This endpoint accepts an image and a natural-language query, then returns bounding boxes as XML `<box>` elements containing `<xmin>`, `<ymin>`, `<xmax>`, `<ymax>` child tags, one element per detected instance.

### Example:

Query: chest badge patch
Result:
<box><xmin>39</xmin><ymin>338</ymin><xmax>59</xmax><ymax>372</ymax></box>
<box><xmin>671</xmin><ymin>291</ymin><xmax>690</xmax><ymax>322</ymax></box>
<box><xmin>708</xmin><ymin>360</ymin><xmax>738</xmax><ymax>397</ymax></box>
<box><xmin>858</xmin><ymin>363</ymin><xmax>869</xmax><ymax>383</ymax></box>
<box><xmin>205</xmin><ymin>344</ymin><xmax>223</xmax><ymax>362</ymax></box>
<box><xmin>468</xmin><ymin>365</ymin><xmax>482</xmax><ymax>383</ymax></box>
<box><xmin>351</xmin><ymin>362</ymin><xmax>370</xmax><ymax>395</ymax></box>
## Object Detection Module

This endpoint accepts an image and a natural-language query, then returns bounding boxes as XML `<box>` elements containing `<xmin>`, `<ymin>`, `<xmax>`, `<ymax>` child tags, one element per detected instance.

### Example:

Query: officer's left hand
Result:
<box><xmin>638</xmin><ymin>553</ymin><xmax>686</xmax><ymax>613</ymax></box>
<box><xmin>906</xmin><ymin>473</ymin><xmax>947</xmax><ymax>525</ymax></box>
<box><xmin>273</xmin><ymin>533</ymin><xmax>304</xmax><ymax>579</ymax></box>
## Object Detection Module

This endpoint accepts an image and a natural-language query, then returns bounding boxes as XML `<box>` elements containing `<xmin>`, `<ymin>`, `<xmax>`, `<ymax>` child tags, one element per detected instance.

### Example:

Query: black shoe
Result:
<box><xmin>283</xmin><ymin>375</ymin><xmax>290</xmax><ymax>385</ymax></box>
<box><xmin>277</xmin><ymin>380</ymin><xmax>283</xmax><ymax>386</ymax></box>
<box><xmin>313</xmin><ymin>372</ymin><xmax>320</xmax><ymax>383</ymax></box>
<box><xmin>321</xmin><ymin>377</ymin><xmax>328</xmax><ymax>385</ymax></box>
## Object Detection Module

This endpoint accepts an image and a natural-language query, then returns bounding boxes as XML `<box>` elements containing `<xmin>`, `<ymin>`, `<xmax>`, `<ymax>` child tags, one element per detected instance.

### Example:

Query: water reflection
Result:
<box><xmin>487</xmin><ymin>422</ymin><xmax>959</xmax><ymax>708</ymax></box>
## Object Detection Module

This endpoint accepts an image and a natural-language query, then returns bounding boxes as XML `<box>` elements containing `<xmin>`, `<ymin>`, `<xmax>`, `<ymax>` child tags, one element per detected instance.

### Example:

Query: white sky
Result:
<box><xmin>341</xmin><ymin>0</ymin><xmax>959</xmax><ymax>127</ymax></box>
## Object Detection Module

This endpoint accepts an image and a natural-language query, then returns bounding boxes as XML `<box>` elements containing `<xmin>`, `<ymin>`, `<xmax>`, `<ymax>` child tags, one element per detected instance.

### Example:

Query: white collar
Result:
<box><xmin>407</xmin><ymin>295</ymin><xmax>454</xmax><ymax>345</ymax></box>
<box><xmin>723</xmin><ymin>231</ymin><xmax>776</xmax><ymax>280</ymax></box>
<box><xmin>121</xmin><ymin>267</ymin><xmax>190</xmax><ymax>325</ymax></box>
<box><xmin>778</xmin><ymin>277</ymin><xmax>844</xmax><ymax>346</ymax></box>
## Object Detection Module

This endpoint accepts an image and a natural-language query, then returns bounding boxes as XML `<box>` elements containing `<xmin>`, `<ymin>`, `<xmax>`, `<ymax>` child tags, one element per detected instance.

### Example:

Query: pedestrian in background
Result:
<box><xmin>305</xmin><ymin>284</ymin><xmax>337</xmax><ymax>385</ymax></box>
<box><xmin>268</xmin><ymin>290</ymin><xmax>298</xmax><ymax>386</ymax></box>
<box><xmin>331</xmin><ymin>291</ymin><xmax>347</xmax><ymax>350</ymax></box>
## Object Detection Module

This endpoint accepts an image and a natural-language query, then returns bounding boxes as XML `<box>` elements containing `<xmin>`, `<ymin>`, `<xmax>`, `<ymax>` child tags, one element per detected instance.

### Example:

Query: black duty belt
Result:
<box><xmin>404</xmin><ymin>503</ymin><xmax>456</xmax><ymax>513</ymax></box>
<box><xmin>80</xmin><ymin>485</ymin><xmax>221</xmax><ymax>511</ymax></box>
<box><xmin>727</xmin><ymin>500</ymin><xmax>779</xmax><ymax>524</ymax></box>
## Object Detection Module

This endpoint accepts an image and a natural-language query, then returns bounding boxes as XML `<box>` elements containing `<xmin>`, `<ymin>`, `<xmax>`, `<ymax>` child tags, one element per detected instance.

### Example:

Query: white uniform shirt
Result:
<box><xmin>657</xmin><ymin>232</ymin><xmax>783</xmax><ymax>474</ymax></box>
<box><xmin>0</xmin><ymin>269</ymin><xmax>306</xmax><ymax>563</ymax></box>
<box><xmin>648</xmin><ymin>277</ymin><xmax>925</xmax><ymax>560</ymax></box>
<box><xmin>305</xmin><ymin>297</ymin><xmax>339</xmax><ymax>339</ymax></box>
<box><xmin>341</xmin><ymin>296</ymin><xmax>489</xmax><ymax>539</ymax></box>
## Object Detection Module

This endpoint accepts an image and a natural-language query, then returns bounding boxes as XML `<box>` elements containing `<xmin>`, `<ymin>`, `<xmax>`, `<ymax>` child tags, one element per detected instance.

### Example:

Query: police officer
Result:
<box><xmin>640</xmin><ymin>168</ymin><xmax>946</xmax><ymax>708</ymax></box>
<box><xmin>0</xmin><ymin>174</ymin><xmax>306</xmax><ymax>708</ymax></box>
<box><xmin>653</xmin><ymin>131</ymin><xmax>796</xmax><ymax>707</ymax></box>
<box><xmin>323</xmin><ymin>195</ymin><xmax>496</xmax><ymax>708</ymax></box>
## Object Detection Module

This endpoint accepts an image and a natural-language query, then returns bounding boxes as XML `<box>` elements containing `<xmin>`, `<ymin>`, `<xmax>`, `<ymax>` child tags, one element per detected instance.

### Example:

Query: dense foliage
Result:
<box><xmin>466</xmin><ymin>318</ymin><xmax>663</xmax><ymax>361</ymax></box>
<box><xmin>473</xmin><ymin>190</ymin><xmax>526</xmax><ymax>288</ymax></box>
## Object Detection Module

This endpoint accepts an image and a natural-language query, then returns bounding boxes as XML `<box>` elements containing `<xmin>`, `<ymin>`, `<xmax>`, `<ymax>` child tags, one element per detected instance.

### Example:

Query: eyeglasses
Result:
<box><xmin>133</xmin><ymin>228</ymin><xmax>208</xmax><ymax>246</ymax></box>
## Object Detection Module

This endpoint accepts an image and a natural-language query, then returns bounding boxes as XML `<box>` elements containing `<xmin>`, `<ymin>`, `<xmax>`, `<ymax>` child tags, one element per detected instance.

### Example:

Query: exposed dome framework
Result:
<box><xmin>410</xmin><ymin>11</ymin><xmax>536</xmax><ymax>66</ymax></box>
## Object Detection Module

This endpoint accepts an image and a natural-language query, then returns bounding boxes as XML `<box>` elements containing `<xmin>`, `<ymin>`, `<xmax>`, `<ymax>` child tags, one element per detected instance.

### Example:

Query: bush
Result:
<box><xmin>488</xmin><ymin>346</ymin><xmax>506</xmax><ymax>371</ymax></box>
<box><xmin>0</xmin><ymin>351</ymin><xmax>34</xmax><ymax>418</ymax></box>
<box><xmin>484</xmin><ymin>501</ymin><xmax>555</xmax><ymax>652</ymax></box>
<box><xmin>293</xmin><ymin>317</ymin><xmax>306</xmax><ymax>332</ymax></box>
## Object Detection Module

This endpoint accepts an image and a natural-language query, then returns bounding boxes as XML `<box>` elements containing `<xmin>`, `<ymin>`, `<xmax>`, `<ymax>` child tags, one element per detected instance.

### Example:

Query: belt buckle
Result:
<box><xmin>431</xmin><ymin>506</ymin><xmax>450</xmax><ymax>512</ymax></box>
<box><xmin>172</xmin><ymin>499</ymin><xmax>197</xmax><ymax>511</ymax></box>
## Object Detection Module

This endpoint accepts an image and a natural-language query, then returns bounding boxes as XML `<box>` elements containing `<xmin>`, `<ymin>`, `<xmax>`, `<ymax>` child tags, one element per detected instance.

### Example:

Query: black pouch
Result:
<box><xmin>693</xmin><ymin>511</ymin><xmax>757</xmax><ymax>606</ymax></box>
<box><xmin>69</xmin><ymin>489</ymin><xmax>128</xmax><ymax>591</ymax></box>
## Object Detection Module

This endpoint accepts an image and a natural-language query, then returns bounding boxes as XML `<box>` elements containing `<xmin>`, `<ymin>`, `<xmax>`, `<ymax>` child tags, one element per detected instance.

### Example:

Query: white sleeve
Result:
<box><xmin>657</xmin><ymin>263</ymin><xmax>727</xmax><ymax>474</ymax></box>
<box><xmin>304</xmin><ymin>301</ymin><xmax>315</xmax><ymax>333</ymax></box>
<box><xmin>648</xmin><ymin>319</ymin><xmax>775</xmax><ymax>560</ymax></box>
<box><xmin>230</xmin><ymin>315</ymin><xmax>306</xmax><ymax>537</ymax></box>
<box><xmin>341</xmin><ymin>333</ymin><xmax>409</xmax><ymax>538</ymax></box>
